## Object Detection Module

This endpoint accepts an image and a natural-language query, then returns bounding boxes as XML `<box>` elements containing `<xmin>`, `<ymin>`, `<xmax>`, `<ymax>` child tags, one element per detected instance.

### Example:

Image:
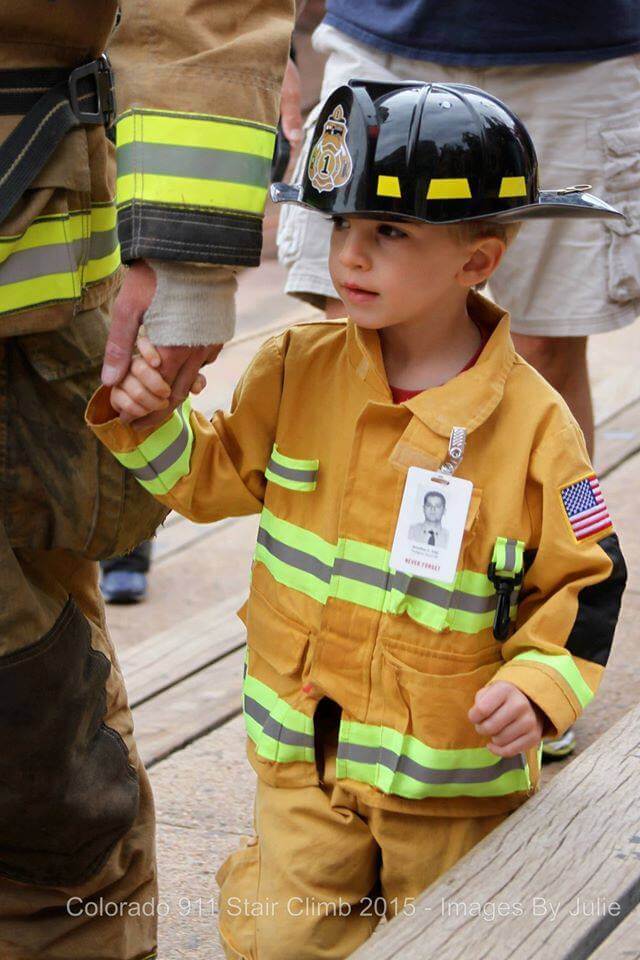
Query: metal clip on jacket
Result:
<box><xmin>487</xmin><ymin>536</ymin><xmax>525</xmax><ymax>640</ymax></box>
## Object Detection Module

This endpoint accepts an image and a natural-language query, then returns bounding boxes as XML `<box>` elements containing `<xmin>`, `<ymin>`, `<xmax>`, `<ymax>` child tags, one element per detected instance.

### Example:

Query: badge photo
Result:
<box><xmin>391</xmin><ymin>467</ymin><xmax>473</xmax><ymax>585</ymax></box>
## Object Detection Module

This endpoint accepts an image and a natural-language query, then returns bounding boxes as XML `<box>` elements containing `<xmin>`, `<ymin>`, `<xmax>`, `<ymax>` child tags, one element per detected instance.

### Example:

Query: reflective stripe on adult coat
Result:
<box><xmin>0</xmin><ymin>203</ymin><xmax>120</xmax><ymax>317</ymax></box>
<box><xmin>0</xmin><ymin>0</ymin><xmax>292</xmax><ymax>333</ymax></box>
<box><xmin>86</xmin><ymin>289</ymin><xmax>627</xmax><ymax>818</ymax></box>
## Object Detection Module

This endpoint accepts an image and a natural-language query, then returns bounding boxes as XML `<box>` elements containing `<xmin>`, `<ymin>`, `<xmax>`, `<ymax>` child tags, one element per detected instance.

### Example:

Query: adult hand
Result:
<box><xmin>280</xmin><ymin>57</ymin><xmax>303</xmax><ymax>149</ymax></box>
<box><xmin>129</xmin><ymin>342</ymin><xmax>222</xmax><ymax>429</ymax></box>
<box><xmin>467</xmin><ymin>681</ymin><xmax>546</xmax><ymax>757</ymax></box>
<box><xmin>101</xmin><ymin>259</ymin><xmax>157</xmax><ymax>387</ymax></box>
<box><xmin>102</xmin><ymin>260</ymin><xmax>223</xmax><ymax>428</ymax></box>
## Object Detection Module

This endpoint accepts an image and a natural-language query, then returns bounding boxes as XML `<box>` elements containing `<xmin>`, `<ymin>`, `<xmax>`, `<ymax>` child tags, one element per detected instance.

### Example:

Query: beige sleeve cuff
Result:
<box><xmin>142</xmin><ymin>262</ymin><xmax>238</xmax><ymax>346</ymax></box>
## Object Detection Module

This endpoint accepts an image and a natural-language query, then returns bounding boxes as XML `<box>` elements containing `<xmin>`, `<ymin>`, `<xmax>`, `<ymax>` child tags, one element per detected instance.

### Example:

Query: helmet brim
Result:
<box><xmin>270</xmin><ymin>182</ymin><xmax>623</xmax><ymax>222</ymax></box>
<box><xmin>490</xmin><ymin>191</ymin><xmax>623</xmax><ymax>222</ymax></box>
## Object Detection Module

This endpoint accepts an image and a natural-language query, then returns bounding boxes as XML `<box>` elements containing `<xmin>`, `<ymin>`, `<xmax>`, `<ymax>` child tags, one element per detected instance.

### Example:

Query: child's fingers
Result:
<box><xmin>111</xmin><ymin>386</ymin><xmax>153</xmax><ymax>423</ymax></box>
<box><xmin>486</xmin><ymin>715</ymin><xmax>532</xmax><ymax>747</ymax></box>
<box><xmin>472</xmin><ymin>700</ymin><xmax>519</xmax><ymax>737</ymax></box>
<box><xmin>130</xmin><ymin>355</ymin><xmax>171</xmax><ymax>397</ymax></box>
<box><xmin>119</xmin><ymin>373</ymin><xmax>171</xmax><ymax>413</ymax></box>
<box><xmin>467</xmin><ymin>683</ymin><xmax>509</xmax><ymax>723</ymax></box>
<box><xmin>137</xmin><ymin>335</ymin><xmax>162</xmax><ymax>368</ymax></box>
<box><xmin>487</xmin><ymin>730</ymin><xmax>540</xmax><ymax>758</ymax></box>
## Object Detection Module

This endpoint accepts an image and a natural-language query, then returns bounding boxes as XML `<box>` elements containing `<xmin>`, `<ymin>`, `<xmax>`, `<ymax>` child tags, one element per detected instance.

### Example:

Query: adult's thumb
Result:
<box><xmin>101</xmin><ymin>260</ymin><xmax>157</xmax><ymax>385</ymax></box>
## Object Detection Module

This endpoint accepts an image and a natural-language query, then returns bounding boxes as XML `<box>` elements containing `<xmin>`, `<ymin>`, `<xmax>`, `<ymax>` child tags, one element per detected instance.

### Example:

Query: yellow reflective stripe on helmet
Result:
<box><xmin>116</xmin><ymin>109</ymin><xmax>276</xmax><ymax>216</ymax></box>
<box><xmin>114</xmin><ymin>399</ymin><xmax>194</xmax><ymax>496</ymax></box>
<box><xmin>377</xmin><ymin>175</ymin><xmax>402</xmax><ymax>198</ymax></box>
<box><xmin>336</xmin><ymin>716</ymin><xmax>531</xmax><ymax>799</ymax></box>
<box><xmin>509</xmin><ymin>649</ymin><xmax>594</xmax><ymax>709</ymax></box>
<box><xmin>265</xmin><ymin>443</ymin><xmax>319</xmax><ymax>491</ymax></box>
<box><xmin>427</xmin><ymin>178</ymin><xmax>472</xmax><ymax>200</ymax></box>
<box><xmin>0</xmin><ymin>203</ymin><xmax>120</xmax><ymax>315</ymax></box>
<box><xmin>499</xmin><ymin>176</ymin><xmax>527</xmax><ymax>198</ymax></box>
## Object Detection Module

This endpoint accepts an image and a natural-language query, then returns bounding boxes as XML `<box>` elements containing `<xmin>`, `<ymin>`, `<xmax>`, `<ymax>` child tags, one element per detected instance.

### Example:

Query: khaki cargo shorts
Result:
<box><xmin>277</xmin><ymin>22</ymin><xmax>640</xmax><ymax>336</ymax></box>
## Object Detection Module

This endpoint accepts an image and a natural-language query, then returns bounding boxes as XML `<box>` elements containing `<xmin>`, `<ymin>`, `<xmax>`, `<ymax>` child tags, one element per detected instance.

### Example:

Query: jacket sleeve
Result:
<box><xmin>487</xmin><ymin>420</ymin><xmax>627</xmax><ymax>739</ymax></box>
<box><xmin>85</xmin><ymin>335</ymin><xmax>285</xmax><ymax>522</ymax></box>
<box><xmin>109</xmin><ymin>0</ymin><xmax>294</xmax><ymax>265</ymax></box>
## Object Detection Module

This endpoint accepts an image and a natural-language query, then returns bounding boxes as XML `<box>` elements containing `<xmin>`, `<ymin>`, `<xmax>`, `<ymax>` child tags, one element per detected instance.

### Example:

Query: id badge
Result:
<box><xmin>391</xmin><ymin>466</ymin><xmax>473</xmax><ymax>584</ymax></box>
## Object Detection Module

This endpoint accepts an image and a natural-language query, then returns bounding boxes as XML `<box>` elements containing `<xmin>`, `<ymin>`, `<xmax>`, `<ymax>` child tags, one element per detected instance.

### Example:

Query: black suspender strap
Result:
<box><xmin>0</xmin><ymin>55</ymin><xmax>116</xmax><ymax>224</ymax></box>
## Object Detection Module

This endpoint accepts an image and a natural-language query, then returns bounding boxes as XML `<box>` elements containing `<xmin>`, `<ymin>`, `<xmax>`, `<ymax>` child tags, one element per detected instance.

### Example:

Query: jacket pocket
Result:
<box><xmin>601</xmin><ymin>122</ymin><xmax>640</xmax><ymax>304</ymax></box>
<box><xmin>243</xmin><ymin>586</ymin><xmax>315</xmax><ymax>768</ymax></box>
<box><xmin>377</xmin><ymin>637</ymin><xmax>528</xmax><ymax>797</ymax></box>
<box><xmin>0</xmin><ymin>598</ymin><xmax>139</xmax><ymax>886</ymax></box>
<box><xmin>264</xmin><ymin>442</ymin><xmax>319</xmax><ymax>492</ymax></box>
<box><xmin>380</xmin><ymin>635</ymin><xmax>500</xmax><ymax>752</ymax></box>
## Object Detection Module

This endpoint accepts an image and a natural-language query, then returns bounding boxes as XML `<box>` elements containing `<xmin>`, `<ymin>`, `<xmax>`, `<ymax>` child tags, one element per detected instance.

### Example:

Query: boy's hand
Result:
<box><xmin>111</xmin><ymin>337</ymin><xmax>206</xmax><ymax>426</ymax></box>
<box><xmin>468</xmin><ymin>681</ymin><xmax>545</xmax><ymax>757</ymax></box>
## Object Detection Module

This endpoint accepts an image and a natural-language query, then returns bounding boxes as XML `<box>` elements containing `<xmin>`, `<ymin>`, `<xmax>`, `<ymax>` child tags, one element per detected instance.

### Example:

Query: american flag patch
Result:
<box><xmin>560</xmin><ymin>474</ymin><xmax>613</xmax><ymax>541</ymax></box>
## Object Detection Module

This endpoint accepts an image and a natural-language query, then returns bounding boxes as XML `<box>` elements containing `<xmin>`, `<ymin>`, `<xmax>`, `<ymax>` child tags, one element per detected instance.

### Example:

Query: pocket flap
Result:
<box><xmin>245</xmin><ymin>586</ymin><xmax>310</xmax><ymax>677</ymax></box>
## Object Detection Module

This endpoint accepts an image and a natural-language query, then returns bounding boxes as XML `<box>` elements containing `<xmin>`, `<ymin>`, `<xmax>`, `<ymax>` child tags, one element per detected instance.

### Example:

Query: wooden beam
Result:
<box><xmin>589</xmin><ymin>902</ymin><xmax>640</xmax><ymax>959</ymax></box>
<box><xmin>122</xmin><ymin>591</ymin><xmax>247</xmax><ymax>707</ymax></box>
<box><xmin>352</xmin><ymin>703</ymin><xmax>640</xmax><ymax>960</ymax></box>
<box><xmin>134</xmin><ymin>647</ymin><xmax>244</xmax><ymax>768</ymax></box>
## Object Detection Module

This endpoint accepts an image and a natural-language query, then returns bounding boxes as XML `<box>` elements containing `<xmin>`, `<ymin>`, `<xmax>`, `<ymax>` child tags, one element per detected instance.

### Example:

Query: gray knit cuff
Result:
<box><xmin>142</xmin><ymin>261</ymin><xmax>238</xmax><ymax>346</ymax></box>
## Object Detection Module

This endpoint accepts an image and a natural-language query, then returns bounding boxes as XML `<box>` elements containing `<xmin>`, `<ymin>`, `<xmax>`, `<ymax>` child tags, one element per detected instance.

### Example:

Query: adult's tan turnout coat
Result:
<box><xmin>87</xmin><ymin>292</ymin><xmax>627</xmax><ymax>817</ymax></box>
<box><xmin>0</xmin><ymin>0</ymin><xmax>293</xmax><ymax>335</ymax></box>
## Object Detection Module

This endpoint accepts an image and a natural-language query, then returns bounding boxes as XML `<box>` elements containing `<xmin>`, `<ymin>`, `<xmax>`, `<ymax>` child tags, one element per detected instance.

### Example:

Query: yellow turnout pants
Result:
<box><xmin>217</xmin><ymin>698</ymin><xmax>509</xmax><ymax>959</ymax></box>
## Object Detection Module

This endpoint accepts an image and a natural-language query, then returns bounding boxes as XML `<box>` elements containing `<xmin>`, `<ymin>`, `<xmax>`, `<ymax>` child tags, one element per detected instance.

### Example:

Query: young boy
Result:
<box><xmin>86</xmin><ymin>81</ymin><xmax>627</xmax><ymax>959</ymax></box>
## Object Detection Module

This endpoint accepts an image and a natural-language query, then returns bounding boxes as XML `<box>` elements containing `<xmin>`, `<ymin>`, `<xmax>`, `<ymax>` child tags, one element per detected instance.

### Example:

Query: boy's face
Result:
<box><xmin>328</xmin><ymin>215</ymin><xmax>490</xmax><ymax>329</ymax></box>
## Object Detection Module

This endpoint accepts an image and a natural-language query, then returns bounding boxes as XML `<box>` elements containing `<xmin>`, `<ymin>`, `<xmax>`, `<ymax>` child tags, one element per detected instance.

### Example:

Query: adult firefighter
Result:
<box><xmin>0</xmin><ymin>2</ymin><xmax>292</xmax><ymax>958</ymax></box>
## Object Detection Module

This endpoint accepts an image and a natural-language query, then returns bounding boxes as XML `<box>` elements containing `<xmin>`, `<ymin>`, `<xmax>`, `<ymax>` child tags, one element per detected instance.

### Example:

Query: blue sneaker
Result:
<box><xmin>100</xmin><ymin>569</ymin><xmax>148</xmax><ymax>604</ymax></box>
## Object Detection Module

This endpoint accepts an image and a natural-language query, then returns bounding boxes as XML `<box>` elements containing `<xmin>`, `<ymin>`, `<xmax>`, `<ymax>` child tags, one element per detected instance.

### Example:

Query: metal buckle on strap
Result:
<box><xmin>68</xmin><ymin>54</ymin><xmax>116</xmax><ymax>128</ymax></box>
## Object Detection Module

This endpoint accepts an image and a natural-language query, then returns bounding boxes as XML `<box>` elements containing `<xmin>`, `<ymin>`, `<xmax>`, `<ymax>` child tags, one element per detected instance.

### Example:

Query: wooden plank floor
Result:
<box><xmin>353</xmin><ymin>703</ymin><xmax>640</xmax><ymax>960</ymax></box>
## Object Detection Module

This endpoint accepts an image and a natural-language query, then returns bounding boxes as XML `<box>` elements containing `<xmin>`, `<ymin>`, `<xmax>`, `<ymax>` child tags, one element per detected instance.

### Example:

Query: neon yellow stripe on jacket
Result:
<box><xmin>508</xmin><ymin>649</ymin><xmax>594</xmax><ymax>709</ymax></box>
<box><xmin>0</xmin><ymin>203</ymin><xmax>120</xmax><ymax>315</ymax></box>
<box><xmin>115</xmin><ymin>109</ymin><xmax>276</xmax><ymax>216</ymax></box>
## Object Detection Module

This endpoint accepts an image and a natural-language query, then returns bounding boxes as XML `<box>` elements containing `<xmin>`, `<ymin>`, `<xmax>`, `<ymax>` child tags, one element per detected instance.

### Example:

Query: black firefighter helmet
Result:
<box><xmin>271</xmin><ymin>79</ymin><xmax>622</xmax><ymax>224</ymax></box>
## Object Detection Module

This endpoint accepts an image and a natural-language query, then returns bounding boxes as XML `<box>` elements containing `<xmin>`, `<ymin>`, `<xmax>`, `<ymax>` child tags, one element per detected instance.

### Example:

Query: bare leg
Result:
<box><xmin>511</xmin><ymin>333</ymin><xmax>594</xmax><ymax>459</ymax></box>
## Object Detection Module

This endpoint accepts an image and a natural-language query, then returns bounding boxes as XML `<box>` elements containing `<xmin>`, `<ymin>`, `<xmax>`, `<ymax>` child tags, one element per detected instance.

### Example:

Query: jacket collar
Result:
<box><xmin>346</xmin><ymin>290</ymin><xmax>515</xmax><ymax>438</ymax></box>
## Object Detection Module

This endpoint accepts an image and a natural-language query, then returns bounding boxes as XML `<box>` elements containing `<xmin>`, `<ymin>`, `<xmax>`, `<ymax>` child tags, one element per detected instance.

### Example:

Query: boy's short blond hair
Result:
<box><xmin>447</xmin><ymin>220</ymin><xmax>522</xmax><ymax>290</ymax></box>
<box><xmin>448</xmin><ymin>219</ymin><xmax>522</xmax><ymax>248</ymax></box>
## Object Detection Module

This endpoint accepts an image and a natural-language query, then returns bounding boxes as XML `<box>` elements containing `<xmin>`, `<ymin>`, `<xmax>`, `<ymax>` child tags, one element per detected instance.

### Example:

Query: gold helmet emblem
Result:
<box><xmin>307</xmin><ymin>105</ymin><xmax>353</xmax><ymax>193</ymax></box>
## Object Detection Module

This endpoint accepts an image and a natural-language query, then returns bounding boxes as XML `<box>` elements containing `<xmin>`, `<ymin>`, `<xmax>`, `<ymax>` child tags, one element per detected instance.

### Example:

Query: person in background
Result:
<box><xmin>277</xmin><ymin>0</ymin><xmax>640</xmax><ymax>761</ymax></box>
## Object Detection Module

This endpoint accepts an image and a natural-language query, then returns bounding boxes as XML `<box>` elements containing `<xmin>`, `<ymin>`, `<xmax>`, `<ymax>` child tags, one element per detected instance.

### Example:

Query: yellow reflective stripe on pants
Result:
<box><xmin>116</xmin><ymin>109</ymin><xmax>276</xmax><ymax>216</ymax></box>
<box><xmin>0</xmin><ymin>202</ymin><xmax>120</xmax><ymax>315</ymax></box>
<box><xmin>114</xmin><ymin>399</ymin><xmax>194</xmax><ymax>496</ymax></box>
